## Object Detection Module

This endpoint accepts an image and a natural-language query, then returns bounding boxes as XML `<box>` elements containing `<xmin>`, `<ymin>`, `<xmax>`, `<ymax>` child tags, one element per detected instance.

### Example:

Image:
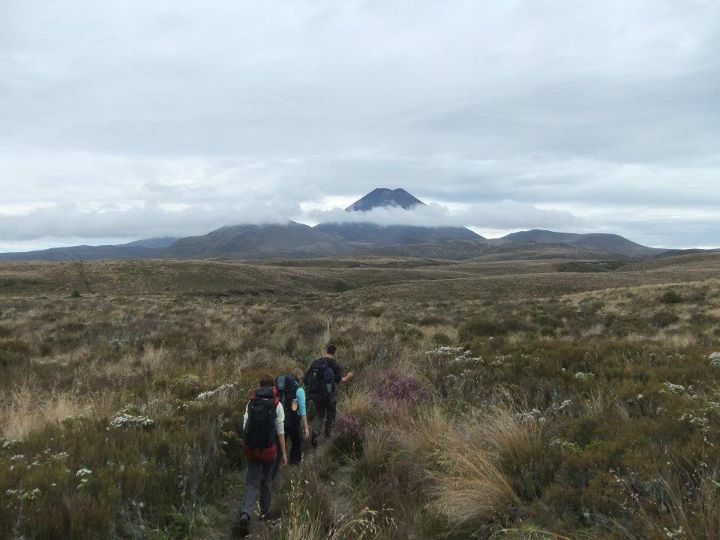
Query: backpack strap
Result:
<box><xmin>254</xmin><ymin>386</ymin><xmax>279</xmax><ymax>405</ymax></box>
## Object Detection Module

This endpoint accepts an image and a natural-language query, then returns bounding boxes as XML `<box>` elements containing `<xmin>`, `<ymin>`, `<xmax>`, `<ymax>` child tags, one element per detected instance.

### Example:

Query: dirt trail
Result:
<box><xmin>328</xmin><ymin>462</ymin><xmax>355</xmax><ymax>523</ymax></box>
<box><xmin>195</xmin><ymin>440</ymin><xmax>358</xmax><ymax>539</ymax></box>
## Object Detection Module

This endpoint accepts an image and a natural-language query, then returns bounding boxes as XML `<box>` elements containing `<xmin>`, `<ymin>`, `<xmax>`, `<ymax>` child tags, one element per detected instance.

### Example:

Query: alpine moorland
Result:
<box><xmin>2</xmin><ymin>252</ymin><xmax>720</xmax><ymax>539</ymax></box>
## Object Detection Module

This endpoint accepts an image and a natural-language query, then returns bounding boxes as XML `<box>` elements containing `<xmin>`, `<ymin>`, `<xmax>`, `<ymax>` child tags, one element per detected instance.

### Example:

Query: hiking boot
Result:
<box><xmin>231</xmin><ymin>513</ymin><xmax>250</xmax><ymax>538</ymax></box>
<box><xmin>310</xmin><ymin>431</ymin><xmax>318</xmax><ymax>448</ymax></box>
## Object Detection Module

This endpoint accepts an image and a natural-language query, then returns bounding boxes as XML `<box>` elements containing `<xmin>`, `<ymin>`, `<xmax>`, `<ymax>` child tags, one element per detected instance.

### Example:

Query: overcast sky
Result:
<box><xmin>1</xmin><ymin>0</ymin><xmax>718</xmax><ymax>251</ymax></box>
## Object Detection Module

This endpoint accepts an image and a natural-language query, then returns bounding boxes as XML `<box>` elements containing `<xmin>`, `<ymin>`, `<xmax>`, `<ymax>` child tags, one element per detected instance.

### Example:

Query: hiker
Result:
<box><xmin>233</xmin><ymin>374</ymin><xmax>288</xmax><ymax>538</ymax></box>
<box><xmin>305</xmin><ymin>343</ymin><xmax>354</xmax><ymax>446</ymax></box>
<box><xmin>274</xmin><ymin>368</ymin><xmax>310</xmax><ymax>466</ymax></box>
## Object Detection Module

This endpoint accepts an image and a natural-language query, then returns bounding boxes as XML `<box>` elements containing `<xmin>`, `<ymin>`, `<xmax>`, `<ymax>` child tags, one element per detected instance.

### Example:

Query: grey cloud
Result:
<box><xmin>0</xmin><ymin>202</ymin><xmax>293</xmax><ymax>242</ymax></box>
<box><xmin>1</xmin><ymin>0</ymin><xmax>719</xmax><ymax>249</ymax></box>
<box><xmin>307</xmin><ymin>202</ymin><xmax>584</xmax><ymax>231</ymax></box>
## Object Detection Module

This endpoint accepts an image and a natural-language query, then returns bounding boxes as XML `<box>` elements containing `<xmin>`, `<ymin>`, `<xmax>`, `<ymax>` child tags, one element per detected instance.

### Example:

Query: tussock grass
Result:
<box><xmin>280</xmin><ymin>476</ymin><xmax>393</xmax><ymax>540</ymax></box>
<box><xmin>626</xmin><ymin>465</ymin><xmax>720</xmax><ymax>540</ymax></box>
<box><xmin>431</xmin><ymin>429</ymin><xmax>518</xmax><ymax>525</ymax></box>
<box><xmin>0</xmin><ymin>385</ymin><xmax>96</xmax><ymax>439</ymax></box>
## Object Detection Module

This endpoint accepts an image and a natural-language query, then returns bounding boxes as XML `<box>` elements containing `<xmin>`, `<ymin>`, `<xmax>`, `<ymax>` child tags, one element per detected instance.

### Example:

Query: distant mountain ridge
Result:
<box><xmin>499</xmin><ymin>229</ymin><xmax>663</xmax><ymax>258</ymax></box>
<box><xmin>0</xmin><ymin>188</ymin><xmax>682</xmax><ymax>262</ymax></box>
<box><xmin>0</xmin><ymin>239</ymin><xmax>177</xmax><ymax>262</ymax></box>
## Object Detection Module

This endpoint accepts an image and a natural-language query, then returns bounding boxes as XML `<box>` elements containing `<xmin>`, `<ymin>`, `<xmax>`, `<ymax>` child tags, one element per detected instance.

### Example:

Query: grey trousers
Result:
<box><xmin>238</xmin><ymin>459</ymin><xmax>275</xmax><ymax>518</ymax></box>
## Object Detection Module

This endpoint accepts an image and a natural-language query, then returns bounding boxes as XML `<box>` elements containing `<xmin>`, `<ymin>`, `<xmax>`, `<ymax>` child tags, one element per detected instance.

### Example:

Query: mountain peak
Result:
<box><xmin>346</xmin><ymin>188</ymin><xmax>426</xmax><ymax>212</ymax></box>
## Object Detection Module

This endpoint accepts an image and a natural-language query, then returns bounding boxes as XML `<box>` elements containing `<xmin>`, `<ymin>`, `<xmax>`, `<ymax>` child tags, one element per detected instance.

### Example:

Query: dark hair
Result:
<box><xmin>259</xmin><ymin>373</ymin><xmax>275</xmax><ymax>387</ymax></box>
<box><xmin>326</xmin><ymin>343</ymin><xmax>337</xmax><ymax>355</ymax></box>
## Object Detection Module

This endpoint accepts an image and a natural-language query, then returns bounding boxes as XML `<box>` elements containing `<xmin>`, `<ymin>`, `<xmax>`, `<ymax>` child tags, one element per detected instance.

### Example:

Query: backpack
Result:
<box><xmin>242</xmin><ymin>386</ymin><xmax>278</xmax><ymax>463</ymax></box>
<box><xmin>305</xmin><ymin>358</ymin><xmax>336</xmax><ymax>398</ymax></box>
<box><xmin>276</xmin><ymin>374</ymin><xmax>300</xmax><ymax>426</ymax></box>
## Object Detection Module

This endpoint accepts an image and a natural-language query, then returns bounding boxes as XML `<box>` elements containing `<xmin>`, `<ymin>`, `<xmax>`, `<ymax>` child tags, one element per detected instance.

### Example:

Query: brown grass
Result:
<box><xmin>0</xmin><ymin>385</ymin><xmax>97</xmax><ymax>439</ymax></box>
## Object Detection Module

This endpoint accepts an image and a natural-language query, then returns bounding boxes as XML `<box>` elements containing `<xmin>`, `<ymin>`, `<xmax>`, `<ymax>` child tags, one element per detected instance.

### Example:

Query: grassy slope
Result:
<box><xmin>1</xmin><ymin>254</ymin><xmax>720</xmax><ymax>539</ymax></box>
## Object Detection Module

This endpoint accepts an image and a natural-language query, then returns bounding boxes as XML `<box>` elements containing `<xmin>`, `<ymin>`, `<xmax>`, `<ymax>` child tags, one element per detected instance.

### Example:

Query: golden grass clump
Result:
<box><xmin>0</xmin><ymin>385</ymin><xmax>95</xmax><ymax>439</ymax></box>
<box><xmin>429</xmin><ymin>409</ymin><xmax>521</xmax><ymax>525</ymax></box>
<box><xmin>390</xmin><ymin>404</ymin><xmax>520</xmax><ymax>525</ymax></box>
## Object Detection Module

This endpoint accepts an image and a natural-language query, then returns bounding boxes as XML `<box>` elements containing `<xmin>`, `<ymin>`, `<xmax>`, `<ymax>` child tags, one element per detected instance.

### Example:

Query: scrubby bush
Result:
<box><xmin>459</xmin><ymin>315</ymin><xmax>530</xmax><ymax>339</ymax></box>
<box><xmin>381</xmin><ymin>375</ymin><xmax>430</xmax><ymax>406</ymax></box>
<box><xmin>660</xmin><ymin>290</ymin><xmax>683</xmax><ymax>304</ymax></box>
<box><xmin>330</xmin><ymin>415</ymin><xmax>365</xmax><ymax>460</ymax></box>
<box><xmin>649</xmin><ymin>310</ymin><xmax>680</xmax><ymax>329</ymax></box>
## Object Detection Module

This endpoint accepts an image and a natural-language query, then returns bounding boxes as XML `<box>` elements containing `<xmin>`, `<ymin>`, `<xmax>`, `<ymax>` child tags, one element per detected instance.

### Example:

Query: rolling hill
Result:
<box><xmin>499</xmin><ymin>229</ymin><xmax>665</xmax><ymax>258</ymax></box>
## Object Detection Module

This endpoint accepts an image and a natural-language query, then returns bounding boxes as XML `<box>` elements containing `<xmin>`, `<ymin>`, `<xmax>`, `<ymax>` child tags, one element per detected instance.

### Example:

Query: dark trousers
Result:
<box><xmin>238</xmin><ymin>459</ymin><xmax>275</xmax><ymax>519</ymax></box>
<box><xmin>287</xmin><ymin>421</ymin><xmax>304</xmax><ymax>465</ymax></box>
<box><xmin>274</xmin><ymin>421</ymin><xmax>303</xmax><ymax>470</ymax></box>
<box><xmin>310</xmin><ymin>395</ymin><xmax>336</xmax><ymax>437</ymax></box>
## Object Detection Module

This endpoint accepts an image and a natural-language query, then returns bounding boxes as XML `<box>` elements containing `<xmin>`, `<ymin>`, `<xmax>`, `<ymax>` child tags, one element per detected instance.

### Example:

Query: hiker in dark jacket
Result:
<box><xmin>232</xmin><ymin>374</ymin><xmax>288</xmax><ymax>538</ymax></box>
<box><xmin>305</xmin><ymin>344</ymin><xmax>354</xmax><ymax>447</ymax></box>
<box><xmin>273</xmin><ymin>367</ymin><xmax>310</xmax><ymax>467</ymax></box>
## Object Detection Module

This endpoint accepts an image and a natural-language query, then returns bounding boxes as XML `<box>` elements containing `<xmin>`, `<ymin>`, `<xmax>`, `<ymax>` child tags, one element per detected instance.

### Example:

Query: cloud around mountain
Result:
<box><xmin>0</xmin><ymin>195</ymin><xmax>584</xmax><ymax>247</ymax></box>
<box><xmin>306</xmin><ymin>200</ymin><xmax>584</xmax><ymax>231</ymax></box>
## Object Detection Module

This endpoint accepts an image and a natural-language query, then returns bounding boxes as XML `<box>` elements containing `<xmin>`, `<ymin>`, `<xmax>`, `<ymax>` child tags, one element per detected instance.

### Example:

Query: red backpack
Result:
<box><xmin>242</xmin><ymin>386</ymin><xmax>279</xmax><ymax>463</ymax></box>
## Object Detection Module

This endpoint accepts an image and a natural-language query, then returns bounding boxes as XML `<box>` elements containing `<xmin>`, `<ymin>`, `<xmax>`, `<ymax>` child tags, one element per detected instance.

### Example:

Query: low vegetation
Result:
<box><xmin>1</xmin><ymin>255</ymin><xmax>719</xmax><ymax>538</ymax></box>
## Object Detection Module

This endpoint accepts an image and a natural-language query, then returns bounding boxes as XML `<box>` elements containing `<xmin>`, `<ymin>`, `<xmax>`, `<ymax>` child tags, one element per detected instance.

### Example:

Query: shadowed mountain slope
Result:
<box><xmin>314</xmin><ymin>222</ymin><xmax>484</xmax><ymax>246</ymax></box>
<box><xmin>164</xmin><ymin>221</ymin><xmax>350</xmax><ymax>259</ymax></box>
<box><xmin>500</xmin><ymin>229</ymin><xmax>665</xmax><ymax>258</ymax></box>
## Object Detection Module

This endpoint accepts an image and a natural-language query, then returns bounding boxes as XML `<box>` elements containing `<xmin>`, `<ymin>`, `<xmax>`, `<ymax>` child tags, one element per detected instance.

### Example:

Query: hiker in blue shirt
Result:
<box><xmin>274</xmin><ymin>368</ymin><xmax>310</xmax><ymax>466</ymax></box>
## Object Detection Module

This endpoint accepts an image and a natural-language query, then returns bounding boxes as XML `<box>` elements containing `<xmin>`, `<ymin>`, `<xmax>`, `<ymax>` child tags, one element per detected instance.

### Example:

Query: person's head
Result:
<box><xmin>258</xmin><ymin>373</ymin><xmax>275</xmax><ymax>387</ymax></box>
<box><xmin>326</xmin><ymin>343</ymin><xmax>337</xmax><ymax>357</ymax></box>
<box><xmin>291</xmin><ymin>367</ymin><xmax>304</xmax><ymax>381</ymax></box>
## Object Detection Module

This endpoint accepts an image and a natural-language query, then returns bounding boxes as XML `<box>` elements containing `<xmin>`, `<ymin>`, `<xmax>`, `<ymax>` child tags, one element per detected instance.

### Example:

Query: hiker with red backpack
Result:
<box><xmin>233</xmin><ymin>373</ymin><xmax>288</xmax><ymax>538</ymax></box>
<box><xmin>305</xmin><ymin>343</ymin><xmax>354</xmax><ymax>447</ymax></box>
<box><xmin>274</xmin><ymin>368</ymin><xmax>310</xmax><ymax>467</ymax></box>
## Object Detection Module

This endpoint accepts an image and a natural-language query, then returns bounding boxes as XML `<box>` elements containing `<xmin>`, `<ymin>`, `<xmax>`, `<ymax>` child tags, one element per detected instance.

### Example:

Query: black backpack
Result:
<box><xmin>276</xmin><ymin>374</ymin><xmax>300</xmax><ymax>425</ymax></box>
<box><xmin>242</xmin><ymin>386</ymin><xmax>278</xmax><ymax>463</ymax></box>
<box><xmin>305</xmin><ymin>358</ymin><xmax>336</xmax><ymax>397</ymax></box>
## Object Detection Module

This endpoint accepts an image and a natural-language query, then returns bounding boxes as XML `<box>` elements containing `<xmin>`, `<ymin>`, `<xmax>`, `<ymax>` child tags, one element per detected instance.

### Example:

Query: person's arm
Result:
<box><xmin>301</xmin><ymin>415</ymin><xmax>310</xmax><ymax>440</ymax></box>
<box><xmin>277</xmin><ymin>434</ymin><xmax>288</xmax><ymax>466</ymax></box>
<box><xmin>333</xmin><ymin>361</ymin><xmax>354</xmax><ymax>385</ymax></box>
<box><xmin>297</xmin><ymin>387</ymin><xmax>310</xmax><ymax>439</ymax></box>
<box><xmin>276</xmin><ymin>403</ymin><xmax>288</xmax><ymax>465</ymax></box>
